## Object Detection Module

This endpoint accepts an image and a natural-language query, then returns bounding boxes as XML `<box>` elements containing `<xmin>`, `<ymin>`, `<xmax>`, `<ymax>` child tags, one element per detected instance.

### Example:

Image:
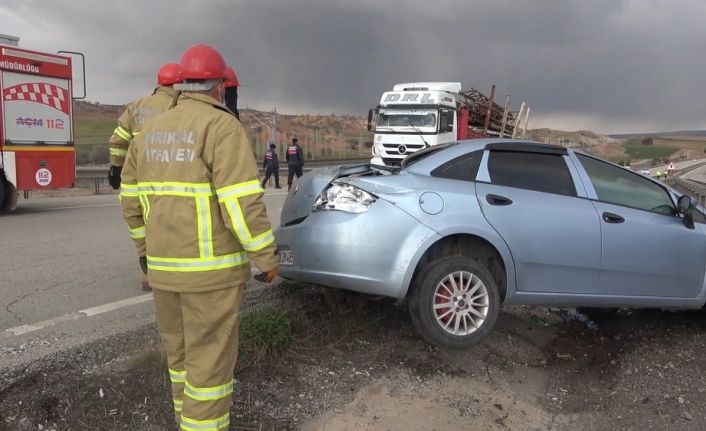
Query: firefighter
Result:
<box><xmin>262</xmin><ymin>143</ymin><xmax>281</xmax><ymax>189</ymax></box>
<box><xmin>120</xmin><ymin>44</ymin><xmax>278</xmax><ymax>430</ymax></box>
<box><xmin>224</xmin><ymin>66</ymin><xmax>240</xmax><ymax>119</ymax></box>
<box><xmin>108</xmin><ymin>63</ymin><xmax>181</xmax><ymax>189</ymax></box>
<box><xmin>109</xmin><ymin>63</ymin><xmax>182</xmax><ymax>292</ymax></box>
<box><xmin>286</xmin><ymin>137</ymin><xmax>305</xmax><ymax>191</ymax></box>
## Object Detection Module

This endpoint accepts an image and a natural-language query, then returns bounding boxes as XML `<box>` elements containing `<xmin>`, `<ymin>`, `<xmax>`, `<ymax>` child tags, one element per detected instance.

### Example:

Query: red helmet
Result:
<box><xmin>224</xmin><ymin>66</ymin><xmax>240</xmax><ymax>87</ymax></box>
<box><xmin>178</xmin><ymin>44</ymin><xmax>226</xmax><ymax>80</ymax></box>
<box><xmin>157</xmin><ymin>63</ymin><xmax>182</xmax><ymax>85</ymax></box>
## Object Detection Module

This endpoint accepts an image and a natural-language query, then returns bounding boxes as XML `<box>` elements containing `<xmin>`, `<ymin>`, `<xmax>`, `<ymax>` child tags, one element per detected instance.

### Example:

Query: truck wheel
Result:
<box><xmin>0</xmin><ymin>177</ymin><xmax>6</xmax><ymax>213</ymax></box>
<box><xmin>409</xmin><ymin>256</ymin><xmax>500</xmax><ymax>350</ymax></box>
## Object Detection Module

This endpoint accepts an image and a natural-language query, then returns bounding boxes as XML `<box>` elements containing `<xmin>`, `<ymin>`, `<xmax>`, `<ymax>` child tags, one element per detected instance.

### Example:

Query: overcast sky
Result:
<box><xmin>2</xmin><ymin>0</ymin><xmax>705</xmax><ymax>134</ymax></box>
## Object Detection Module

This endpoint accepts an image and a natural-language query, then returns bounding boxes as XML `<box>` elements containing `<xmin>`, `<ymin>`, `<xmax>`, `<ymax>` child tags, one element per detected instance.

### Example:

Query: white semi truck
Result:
<box><xmin>367</xmin><ymin>82</ymin><xmax>529</xmax><ymax>166</ymax></box>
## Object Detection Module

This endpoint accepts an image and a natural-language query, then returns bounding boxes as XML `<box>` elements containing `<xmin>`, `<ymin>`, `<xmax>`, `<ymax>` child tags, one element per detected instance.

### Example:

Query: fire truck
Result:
<box><xmin>367</xmin><ymin>82</ymin><xmax>530</xmax><ymax>166</ymax></box>
<box><xmin>0</xmin><ymin>34</ymin><xmax>85</xmax><ymax>211</ymax></box>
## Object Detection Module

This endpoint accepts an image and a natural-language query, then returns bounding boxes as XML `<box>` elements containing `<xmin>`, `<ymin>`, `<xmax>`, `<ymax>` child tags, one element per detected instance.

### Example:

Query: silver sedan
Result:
<box><xmin>274</xmin><ymin>139</ymin><xmax>706</xmax><ymax>349</ymax></box>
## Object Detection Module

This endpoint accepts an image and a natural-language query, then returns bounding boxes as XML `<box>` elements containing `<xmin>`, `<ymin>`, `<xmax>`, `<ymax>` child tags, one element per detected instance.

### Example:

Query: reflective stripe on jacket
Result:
<box><xmin>109</xmin><ymin>86</ymin><xmax>176</xmax><ymax>167</ymax></box>
<box><xmin>120</xmin><ymin>92</ymin><xmax>277</xmax><ymax>292</ymax></box>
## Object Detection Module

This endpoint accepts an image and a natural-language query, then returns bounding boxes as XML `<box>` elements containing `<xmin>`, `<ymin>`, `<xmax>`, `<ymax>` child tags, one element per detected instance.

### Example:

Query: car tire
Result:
<box><xmin>409</xmin><ymin>256</ymin><xmax>500</xmax><ymax>350</ymax></box>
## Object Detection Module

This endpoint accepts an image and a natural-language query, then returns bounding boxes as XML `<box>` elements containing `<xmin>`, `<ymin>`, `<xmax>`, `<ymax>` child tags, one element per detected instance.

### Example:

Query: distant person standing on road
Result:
<box><xmin>286</xmin><ymin>137</ymin><xmax>304</xmax><ymax>190</ymax></box>
<box><xmin>262</xmin><ymin>143</ymin><xmax>281</xmax><ymax>189</ymax></box>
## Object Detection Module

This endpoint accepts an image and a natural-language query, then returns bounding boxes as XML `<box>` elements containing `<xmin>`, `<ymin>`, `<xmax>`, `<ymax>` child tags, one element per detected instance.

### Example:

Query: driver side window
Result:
<box><xmin>577</xmin><ymin>154</ymin><xmax>675</xmax><ymax>215</ymax></box>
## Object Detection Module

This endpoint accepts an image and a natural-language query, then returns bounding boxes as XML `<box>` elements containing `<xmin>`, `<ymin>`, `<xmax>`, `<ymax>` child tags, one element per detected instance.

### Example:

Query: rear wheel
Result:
<box><xmin>0</xmin><ymin>176</ymin><xmax>7</xmax><ymax>213</ymax></box>
<box><xmin>409</xmin><ymin>256</ymin><xmax>500</xmax><ymax>350</ymax></box>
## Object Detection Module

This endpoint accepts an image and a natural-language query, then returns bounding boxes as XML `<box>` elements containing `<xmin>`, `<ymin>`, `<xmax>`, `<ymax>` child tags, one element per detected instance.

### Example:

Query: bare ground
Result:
<box><xmin>2</xmin><ymin>284</ymin><xmax>706</xmax><ymax>430</ymax></box>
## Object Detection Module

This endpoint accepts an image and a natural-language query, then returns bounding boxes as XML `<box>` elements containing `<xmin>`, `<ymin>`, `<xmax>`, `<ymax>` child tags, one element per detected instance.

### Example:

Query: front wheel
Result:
<box><xmin>409</xmin><ymin>256</ymin><xmax>500</xmax><ymax>350</ymax></box>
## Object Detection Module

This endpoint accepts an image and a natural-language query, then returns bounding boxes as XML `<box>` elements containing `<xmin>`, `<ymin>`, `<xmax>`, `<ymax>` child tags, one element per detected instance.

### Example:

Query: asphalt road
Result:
<box><xmin>0</xmin><ymin>189</ymin><xmax>288</xmax><ymax>371</ymax></box>
<box><xmin>681</xmin><ymin>162</ymin><xmax>706</xmax><ymax>184</ymax></box>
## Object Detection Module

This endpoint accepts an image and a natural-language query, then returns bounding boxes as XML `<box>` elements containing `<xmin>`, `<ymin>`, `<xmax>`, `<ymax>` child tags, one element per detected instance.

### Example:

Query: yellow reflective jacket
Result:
<box><xmin>119</xmin><ymin>92</ymin><xmax>277</xmax><ymax>292</ymax></box>
<box><xmin>108</xmin><ymin>86</ymin><xmax>176</xmax><ymax>166</ymax></box>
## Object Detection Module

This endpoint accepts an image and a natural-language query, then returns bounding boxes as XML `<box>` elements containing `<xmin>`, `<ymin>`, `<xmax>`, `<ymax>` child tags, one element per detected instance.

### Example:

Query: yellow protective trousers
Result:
<box><xmin>153</xmin><ymin>286</ymin><xmax>244</xmax><ymax>430</ymax></box>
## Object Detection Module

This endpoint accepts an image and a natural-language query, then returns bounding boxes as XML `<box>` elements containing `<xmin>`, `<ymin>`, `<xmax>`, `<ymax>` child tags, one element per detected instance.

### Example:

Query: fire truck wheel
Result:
<box><xmin>0</xmin><ymin>177</ymin><xmax>6</xmax><ymax>212</ymax></box>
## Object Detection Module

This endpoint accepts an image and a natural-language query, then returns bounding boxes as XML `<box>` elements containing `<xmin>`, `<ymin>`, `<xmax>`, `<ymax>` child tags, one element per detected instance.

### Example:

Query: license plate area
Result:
<box><xmin>278</xmin><ymin>249</ymin><xmax>294</xmax><ymax>266</ymax></box>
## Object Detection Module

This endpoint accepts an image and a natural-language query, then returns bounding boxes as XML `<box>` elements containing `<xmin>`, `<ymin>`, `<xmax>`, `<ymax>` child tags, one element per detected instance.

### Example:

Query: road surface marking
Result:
<box><xmin>81</xmin><ymin>293</ymin><xmax>153</xmax><ymax>316</ymax></box>
<box><xmin>0</xmin><ymin>277</ymin><xmax>271</xmax><ymax>340</ymax></box>
<box><xmin>31</xmin><ymin>203</ymin><xmax>121</xmax><ymax>211</ymax></box>
<box><xmin>1</xmin><ymin>294</ymin><xmax>153</xmax><ymax>339</ymax></box>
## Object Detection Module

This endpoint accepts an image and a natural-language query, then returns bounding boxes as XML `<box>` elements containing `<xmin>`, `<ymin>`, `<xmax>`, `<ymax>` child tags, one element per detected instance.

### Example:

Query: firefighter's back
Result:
<box><xmin>130</xmin><ymin>93</ymin><xmax>254</xmax><ymax>292</ymax></box>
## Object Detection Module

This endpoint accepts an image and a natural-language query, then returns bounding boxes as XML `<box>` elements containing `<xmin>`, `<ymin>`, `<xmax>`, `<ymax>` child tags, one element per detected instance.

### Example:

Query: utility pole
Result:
<box><xmin>270</xmin><ymin>108</ymin><xmax>278</xmax><ymax>154</ymax></box>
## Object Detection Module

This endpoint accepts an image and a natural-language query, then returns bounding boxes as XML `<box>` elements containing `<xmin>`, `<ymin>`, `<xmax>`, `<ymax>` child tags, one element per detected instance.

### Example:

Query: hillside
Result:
<box><xmin>610</xmin><ymin>130</ymin><xmax>706</xmax><ymax>139</ymax></box>
<box><xmin>72</xmin><ymin>101</ymin><xmax>372</xmax><ymax>164</ymax></box>
<box><xmin>524</xmin><ymin>128</ymin><xmax>620</xmax><ymax>148</ymax></box>
<box><xmin>72</xmin><ymin>101</ymin><xmax>706</xmax><ymax>169</ymax></box>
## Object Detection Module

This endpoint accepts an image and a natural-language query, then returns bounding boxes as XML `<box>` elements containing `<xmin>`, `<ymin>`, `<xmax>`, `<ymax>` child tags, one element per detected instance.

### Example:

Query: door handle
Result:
<box><xmin>486</xmin><ymin>194</ymin><xmax>513</xmax><ymax>206</ymax></box>
<box><xmin>602</xmin><ymin>212</ymin><xmax>625</xmax><ymax>224</ymax></box>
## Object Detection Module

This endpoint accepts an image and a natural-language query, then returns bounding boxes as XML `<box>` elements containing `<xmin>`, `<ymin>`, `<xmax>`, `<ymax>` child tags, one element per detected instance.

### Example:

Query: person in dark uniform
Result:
<box><xmin>261</xmin><ymin>143</ymin><xmax>281</xmax><ymax>189</ymax></box>
<box><xmin>286</xmin><ymin>137</ymin><xmax>304</xmax><ymax>191</ymax></box>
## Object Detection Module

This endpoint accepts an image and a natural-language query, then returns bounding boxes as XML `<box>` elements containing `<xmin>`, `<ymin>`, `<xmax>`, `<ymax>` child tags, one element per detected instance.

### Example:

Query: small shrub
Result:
<box><xmin>240</xmin><ymin>309</ymin><xmax>292</xmax><ymax>349</ymax></box>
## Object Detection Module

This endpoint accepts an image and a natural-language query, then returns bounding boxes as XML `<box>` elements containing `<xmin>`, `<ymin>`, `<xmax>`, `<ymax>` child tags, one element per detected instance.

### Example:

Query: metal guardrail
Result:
<box><xmin>75</xmin><ymin>159</ymin><xmax>369</xmax><ymax>195</ymax></box>
<box><xmin>672</xmin><ymin>162</ymin><xmax>706</xmax><ymax>207</ymax></box>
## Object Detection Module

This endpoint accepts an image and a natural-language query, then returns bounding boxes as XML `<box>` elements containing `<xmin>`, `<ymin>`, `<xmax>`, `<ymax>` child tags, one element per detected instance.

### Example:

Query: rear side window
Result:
<box><xmin>431</xmin><ymin>151</ymin><xmax>482</xmax><ymax>182</ymax></box>
<box><xmin>577</xmin><ymin>154</ymin><xmax>675</xmax><ymax>215</ymax></box>
<box><xmin>487</xmin><ymin>151</ymin><xmax>577</xmax><ymax>196</ymax></box>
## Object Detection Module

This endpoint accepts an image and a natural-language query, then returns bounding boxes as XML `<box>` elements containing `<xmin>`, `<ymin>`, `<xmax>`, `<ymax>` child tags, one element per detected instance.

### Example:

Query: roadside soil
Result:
<box><xmin>2</xmin><ymin>284</ymin><xmax>706</xmax><ymax>430</ymax></box>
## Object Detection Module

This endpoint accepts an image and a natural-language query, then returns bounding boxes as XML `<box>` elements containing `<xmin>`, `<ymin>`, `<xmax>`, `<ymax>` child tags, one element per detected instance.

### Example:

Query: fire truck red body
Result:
<box><xmin>0</xmin><ymin>39</ymin><xmax>79</xmax><ymax>210</ymax></box>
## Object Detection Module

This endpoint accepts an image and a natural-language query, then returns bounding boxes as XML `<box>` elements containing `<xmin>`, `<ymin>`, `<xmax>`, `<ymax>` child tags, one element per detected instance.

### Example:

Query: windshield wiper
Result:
<box><xmin>409</xmin><ymin>124</ymin><xmax>430</xmax><ymax>148</ymax></box>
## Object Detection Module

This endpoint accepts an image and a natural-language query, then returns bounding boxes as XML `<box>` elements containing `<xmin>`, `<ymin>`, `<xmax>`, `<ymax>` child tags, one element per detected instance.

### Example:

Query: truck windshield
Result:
<box><xmin>376</xmin><ymin>109</ymin><xmax>437</xmax><ymax>130</ymax></box>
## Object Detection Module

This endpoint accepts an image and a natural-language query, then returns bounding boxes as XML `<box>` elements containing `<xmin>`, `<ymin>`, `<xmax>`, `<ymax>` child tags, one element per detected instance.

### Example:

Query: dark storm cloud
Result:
<box><xmin>2</xmin><ymin>0</ymin><xmax>705</xmax><ymax>133</ymax></box>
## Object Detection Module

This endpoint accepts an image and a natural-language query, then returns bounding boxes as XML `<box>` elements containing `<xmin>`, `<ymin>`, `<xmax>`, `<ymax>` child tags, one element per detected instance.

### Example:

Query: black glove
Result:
<box><xmin>108</xmin><ymin>165</ymin><xmax>122</xmax><ymax>190</ymax></box>
<box><xmin>139</xmin><ymin>256</ymin><xmax>148</xmax><ymax>275</ymax></box>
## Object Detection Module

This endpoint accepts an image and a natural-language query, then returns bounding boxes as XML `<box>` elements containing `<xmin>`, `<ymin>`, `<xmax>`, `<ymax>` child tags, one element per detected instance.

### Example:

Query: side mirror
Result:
<box><xmin>678</xmin><ymin>195</ymin><xmax>695</xmax><ymax>214</ymax></box>
<box><xmin>367</xmin><ymin>109</ymin><xmax>374</xmax><ymax>132</ymax></box>
<box><xmin>447</xmin><ymin>124</ymin><xmax>454</xmax><ymax>133</ymax></box>
<box><xmin>678</xmin><ymin>195</ymin><xmax>696</xmax><ymax>229</ymax></box>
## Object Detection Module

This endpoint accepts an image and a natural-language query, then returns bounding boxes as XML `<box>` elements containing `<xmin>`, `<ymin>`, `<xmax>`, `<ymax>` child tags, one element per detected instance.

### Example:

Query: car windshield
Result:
<box><xmin>376</xmin><ymin>110</ymin><xmax>437</xmax><ymax>130</ymax></box>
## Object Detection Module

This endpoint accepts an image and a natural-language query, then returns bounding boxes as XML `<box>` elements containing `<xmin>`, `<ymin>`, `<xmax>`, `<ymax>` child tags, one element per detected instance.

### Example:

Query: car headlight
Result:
<box><xmin>313</xmin><ymin>183</ymin><xmax>376</xmax><ymax>213</ymax></box>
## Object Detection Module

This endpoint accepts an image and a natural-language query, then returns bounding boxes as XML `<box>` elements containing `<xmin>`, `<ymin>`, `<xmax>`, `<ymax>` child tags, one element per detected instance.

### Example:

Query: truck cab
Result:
<box><xmin>368</xmin><ymin>82</ymin><xmax>459</xmax><ymax>167</ymax></box>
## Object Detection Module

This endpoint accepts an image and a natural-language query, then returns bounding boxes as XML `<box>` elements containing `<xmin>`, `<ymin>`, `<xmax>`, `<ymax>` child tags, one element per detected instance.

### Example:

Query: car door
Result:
<box><xmin>575</xmin><ymin>154</ymin><xmax>706</xmax><ymax>298</ymax></box>
<box><xmin>476</xmin><ymin>147</ymin><xmax>602</xmax><ymax>294</ymax></box>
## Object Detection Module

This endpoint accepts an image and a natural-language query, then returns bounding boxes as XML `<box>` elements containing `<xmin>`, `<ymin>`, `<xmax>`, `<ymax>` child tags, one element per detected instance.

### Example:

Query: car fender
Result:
<box><xmin>400</xmin><ymin>224</ymin><xmax>518</xmax><ymax>302</ymax></box>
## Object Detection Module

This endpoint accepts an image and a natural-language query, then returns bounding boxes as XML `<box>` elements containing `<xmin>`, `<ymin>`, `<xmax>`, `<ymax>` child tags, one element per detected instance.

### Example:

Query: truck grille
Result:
<box><xmin>381</xmin><ymin>143</ymin><xmax>425</xmax><ymax>156</ymax></box>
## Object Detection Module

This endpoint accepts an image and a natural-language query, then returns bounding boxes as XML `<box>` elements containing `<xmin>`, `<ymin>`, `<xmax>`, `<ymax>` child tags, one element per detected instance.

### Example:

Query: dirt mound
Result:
<box><xmin>73</xmin><ymin>100</ymin><xmax>124</xmax><ymax>121</ymax></box>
